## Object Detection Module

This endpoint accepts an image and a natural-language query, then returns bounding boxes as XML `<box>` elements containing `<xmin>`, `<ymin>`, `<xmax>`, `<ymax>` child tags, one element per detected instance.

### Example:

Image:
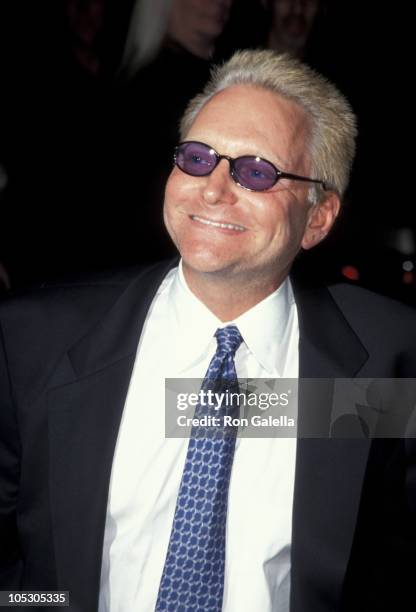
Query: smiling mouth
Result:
<box><xmin>190</xmin><ymin>215</ymin><xmax>246</xmax><ymax>232</ymax></box>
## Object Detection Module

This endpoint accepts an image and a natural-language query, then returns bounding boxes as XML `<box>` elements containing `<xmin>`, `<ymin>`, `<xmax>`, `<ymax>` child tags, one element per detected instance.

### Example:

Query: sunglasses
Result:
<box><xmin>174</xmin><ymin>140</ymin><xmax>328</xmax><ymax>193</ymax></box>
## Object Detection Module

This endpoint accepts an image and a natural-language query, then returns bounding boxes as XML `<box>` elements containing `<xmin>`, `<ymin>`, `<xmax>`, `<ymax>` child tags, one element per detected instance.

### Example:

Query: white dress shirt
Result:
<box><xmin>99</xmin><ymin>262</ymin><xmax>299</xmax><ymax>612</ymax></box>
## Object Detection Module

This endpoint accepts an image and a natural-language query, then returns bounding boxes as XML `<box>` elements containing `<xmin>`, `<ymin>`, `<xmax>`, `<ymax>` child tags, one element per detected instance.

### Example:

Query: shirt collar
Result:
<box><xmin>168</xmin><ymin>262</ymin><xmax>221</xmax><ymax>372</ymax></box>
<box><xmin>168</xmin><ymin>260</ymin><xmax>295</xmax><ymax>376</ymax></box>
<box><xmin>232</xmin><ymin>278</ymin><xmax>295</xmax><ymax>376</ymax></box>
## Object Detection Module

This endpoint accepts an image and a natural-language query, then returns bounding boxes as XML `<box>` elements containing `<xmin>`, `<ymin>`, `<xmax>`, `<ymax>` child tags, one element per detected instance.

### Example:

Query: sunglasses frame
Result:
<box><xmin>174</xmin><ymin>140</ymin><xmax>328</xmax><ymax>193</ymax></box>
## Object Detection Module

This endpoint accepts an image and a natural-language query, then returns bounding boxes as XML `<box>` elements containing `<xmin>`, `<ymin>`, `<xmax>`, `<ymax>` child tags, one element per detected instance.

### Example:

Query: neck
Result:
<box><xmin>182</xmin><ymin>265</ymin><xmax>288</xmax><ymax>321</ymax></box>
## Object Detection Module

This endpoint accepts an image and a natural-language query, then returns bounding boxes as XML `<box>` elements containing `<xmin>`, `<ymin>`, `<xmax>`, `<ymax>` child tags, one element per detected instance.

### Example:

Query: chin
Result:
<box><xmin>181</xmin><ymin>247</ymin><xmax>237</xmax><ymax>277</ymax></box>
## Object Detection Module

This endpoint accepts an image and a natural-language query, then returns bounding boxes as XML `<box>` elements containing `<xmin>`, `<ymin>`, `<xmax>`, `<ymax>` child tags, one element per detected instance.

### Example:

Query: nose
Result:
<box><xmin>201</xmin><ymin>159</ymin><xmax>238</xmax><ymax>206</ymax></box>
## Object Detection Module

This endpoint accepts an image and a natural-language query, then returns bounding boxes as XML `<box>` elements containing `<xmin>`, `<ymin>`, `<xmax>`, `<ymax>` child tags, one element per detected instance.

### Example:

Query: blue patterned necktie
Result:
<box><xmin>156</xmin><ymin>325</ymin><xmax>243</xmax><ymax>612</ymax></box>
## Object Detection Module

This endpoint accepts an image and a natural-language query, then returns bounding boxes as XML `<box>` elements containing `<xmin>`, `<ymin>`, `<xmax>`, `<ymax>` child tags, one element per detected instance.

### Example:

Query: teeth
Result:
<box><xmin>191</xmin><ymin>215</ymin><xmax>245</xmax><ymax>232</ymax></box>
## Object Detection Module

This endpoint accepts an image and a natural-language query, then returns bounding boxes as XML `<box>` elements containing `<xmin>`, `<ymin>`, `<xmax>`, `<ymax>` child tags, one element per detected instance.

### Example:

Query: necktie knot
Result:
<box><xmin>215</xmin><ymin>325</ymin><xmax>243</xmax><ymax>358</ymax></box>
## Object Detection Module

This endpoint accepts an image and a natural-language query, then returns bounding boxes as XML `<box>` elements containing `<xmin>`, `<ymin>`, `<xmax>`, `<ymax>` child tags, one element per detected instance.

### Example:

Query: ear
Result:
<box><xmin>301</xmin><ymin>191</ymin><xmax>341</xmax><ymax>250</ymax></box>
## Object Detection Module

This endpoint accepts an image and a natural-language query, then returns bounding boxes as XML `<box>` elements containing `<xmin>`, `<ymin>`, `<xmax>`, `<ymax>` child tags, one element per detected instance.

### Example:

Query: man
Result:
<box><xmin>1</xmin><ymin>50</ymin><xmax>416</xmax><ymax>612</ymax></box>
<box><xmin>265</xmin><ymin>0</ymin><xmax>321</xmax><ymax>58</ymax></box>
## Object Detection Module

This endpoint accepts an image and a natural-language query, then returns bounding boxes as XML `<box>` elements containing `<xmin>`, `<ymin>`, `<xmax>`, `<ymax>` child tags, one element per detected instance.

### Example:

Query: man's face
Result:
<box><xmin>164</xmin><ymin>84</ymin><xmax>326</xmax><ymax>292</ymax></box>
<box><xmin>272</xmin><ymin>0</ymin><xmax>319</xmax><ymax>51</ymax></box>
<box><xmin>170</xmin><ymin>0</ymin><xmax>233</xmax><ymax>39</ymax></box>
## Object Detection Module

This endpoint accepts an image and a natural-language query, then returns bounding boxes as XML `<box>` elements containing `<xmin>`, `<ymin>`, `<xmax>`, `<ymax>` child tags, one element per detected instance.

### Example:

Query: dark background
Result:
<box><xmin>0</xmin><ymin>0</ymin><xmax>414</xmax><ymax>305</ymax></box>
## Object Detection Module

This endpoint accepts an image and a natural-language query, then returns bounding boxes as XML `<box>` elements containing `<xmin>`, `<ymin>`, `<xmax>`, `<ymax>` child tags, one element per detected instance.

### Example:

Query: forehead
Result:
<box><xmin>186</xmin><ymin>84</ymin><xmax>310</xmax><ymax>168</ymax></box>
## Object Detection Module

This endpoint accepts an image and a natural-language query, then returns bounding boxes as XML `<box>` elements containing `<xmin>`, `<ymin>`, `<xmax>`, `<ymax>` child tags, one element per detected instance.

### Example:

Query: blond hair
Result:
<box><xmin>180</xmin><ymin>49</ymin><xmax>357</xmax><ymax>201</ymax></box>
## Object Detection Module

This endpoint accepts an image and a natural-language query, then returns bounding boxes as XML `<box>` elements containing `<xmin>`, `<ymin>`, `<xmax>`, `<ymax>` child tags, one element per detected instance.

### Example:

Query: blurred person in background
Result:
<box><xmin>113</xmin><ymin>0</ymin><xmax>236</xmax><ymax>262</ymax></box>
<box><xmin>167</xmin><ymin>0</ymin><xmax>233</xmax><ymax>58</ymax></box>
<box><xmin>265</xmin><ymin>0</ymin><xmax>322</xmax><ymax>58</ymax></box>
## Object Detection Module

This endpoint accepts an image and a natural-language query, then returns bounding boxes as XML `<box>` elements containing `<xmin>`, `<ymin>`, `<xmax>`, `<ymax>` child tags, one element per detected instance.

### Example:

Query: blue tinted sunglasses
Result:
<box><xmin>174</xmin><ymin>140</ymin><xmax>327</xmax><ymax>192</ymax></box>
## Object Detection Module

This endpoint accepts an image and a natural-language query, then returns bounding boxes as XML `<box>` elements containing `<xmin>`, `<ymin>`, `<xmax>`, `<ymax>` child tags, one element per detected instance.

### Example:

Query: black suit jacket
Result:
<box><xmin>1</xmin><ymin>259</ymin><xmax>416</xmax><ymax>612</ymax></box>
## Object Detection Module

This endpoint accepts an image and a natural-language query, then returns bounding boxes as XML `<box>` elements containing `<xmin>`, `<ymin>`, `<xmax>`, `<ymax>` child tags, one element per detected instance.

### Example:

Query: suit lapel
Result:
<box><xmin>68</xmin><ymin>259</ymin><xmax>178</xmax><ymax>379</ymax></box>
<box><xmin>48</xmin><ymin>259</ymin><xmax>178</xmax><ymax>611</ymax></box>
<box><xmin>290</xmin><ymin>278</ymin><xmax>372</xmax><ymax>612</ymax></box>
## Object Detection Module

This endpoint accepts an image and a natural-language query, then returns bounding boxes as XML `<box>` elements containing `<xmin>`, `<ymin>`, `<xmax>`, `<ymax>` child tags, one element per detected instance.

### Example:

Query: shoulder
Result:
<box><xmin>290</xmin><ymin>278</ymin><xmax>416</xmax><ymax>375</ymax></box>
<box><xmin>0</xmin><ymin>258</ymin><xmax>177</xmax><ymax>359</ymax></box>
<box><xmin>328</xmin><ymin>282</ymin><xmax>416</xmax><ymax>326</ymax></box>
<box><xmin>327</xmin><ymin>283</ymin><xmax>416</xmax><ymax>351</ymax></box>
<box><xmin>0</xmin><ymin>264</ymin><xmax>143</xmax><ymax>331</ymax></box>
<box><xmin>0</xmin><ymin>260</ymin><xmax>175</xmax><ymax>317</ymax></box>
